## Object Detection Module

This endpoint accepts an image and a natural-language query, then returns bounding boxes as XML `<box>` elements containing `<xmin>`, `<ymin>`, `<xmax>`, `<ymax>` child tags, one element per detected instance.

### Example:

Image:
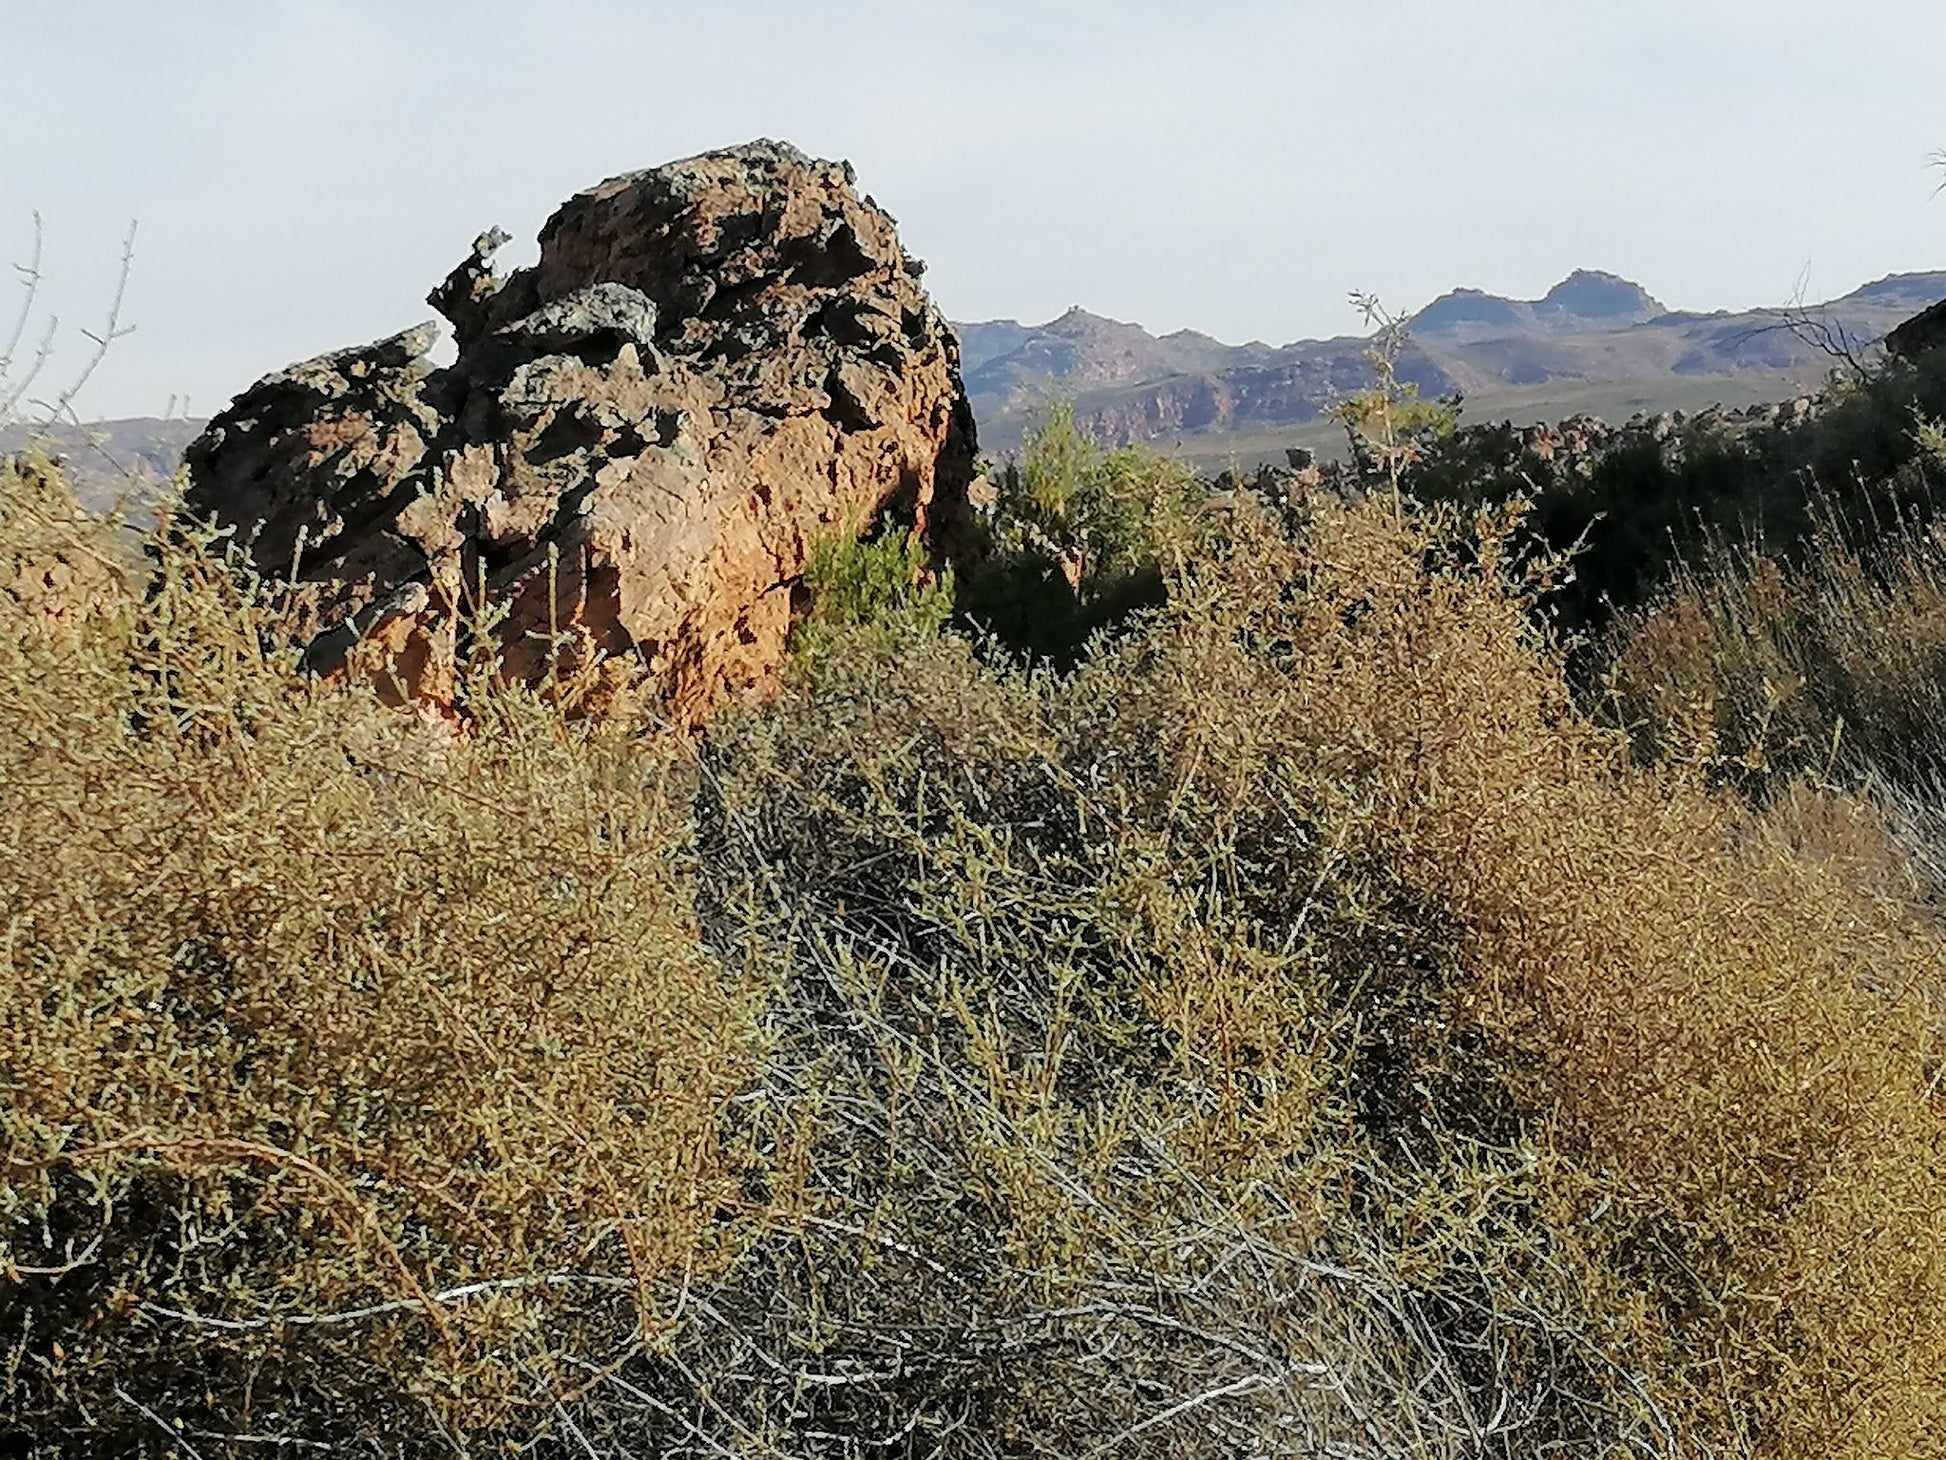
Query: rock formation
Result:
<box><xmin>183</xmin><ymin>140</ymin><xmax>977</xmax><ymax>724</ymax></box>
<box><xmin>1887</xmin><ymin>295</ymin><xmax>1946</xmax><ymax>360</ymax></box>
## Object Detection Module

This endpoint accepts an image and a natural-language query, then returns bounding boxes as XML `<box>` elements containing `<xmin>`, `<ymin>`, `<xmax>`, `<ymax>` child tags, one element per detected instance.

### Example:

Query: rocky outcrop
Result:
<box><xmin>183</xmin><ymin>140</ymin><xmax>976</xmax><ymax>724</ymax></box>
<box><xmin>1887</xmin><ymin>295</ymin><xmax>1946</xmax><ymax>360</ymax></box>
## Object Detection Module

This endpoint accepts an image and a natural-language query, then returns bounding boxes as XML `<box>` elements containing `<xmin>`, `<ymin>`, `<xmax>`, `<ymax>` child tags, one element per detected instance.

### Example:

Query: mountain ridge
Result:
<box><xmin>959</xmin><ymin>268</ymin><xmax>1946</xmax><ymax>456</ymax></box>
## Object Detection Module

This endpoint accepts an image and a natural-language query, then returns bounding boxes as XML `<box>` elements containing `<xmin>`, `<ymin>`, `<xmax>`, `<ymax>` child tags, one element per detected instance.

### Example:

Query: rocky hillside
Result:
<box><xmin>1409</xmin><ymin>269</ymin><xmax>1667</xmax><ymax>339</ymax></box>
<box><xmin>964</xmin><ymin>269</ymin><xmax>1946</xmax><ymax>454</ymax></box>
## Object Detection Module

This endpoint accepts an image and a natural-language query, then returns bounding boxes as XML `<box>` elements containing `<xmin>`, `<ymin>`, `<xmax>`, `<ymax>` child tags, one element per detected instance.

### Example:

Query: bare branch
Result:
<box><xmin>114</xmin><ymin>1385</ymin><xmax>209</xmax><ymax>1460</ymax></box>
<box><xmin>0</xmin><ymin>316</ymin><xmax>57</xmax><ymax>425</ymax></box>
<box><xmin>175</xmin><ymin>1430</ymin><xmax>335</xmax><ymax>1452</ymax></box>
<box><xmin>1724</xmin><ymin>265</ymin><xmax>1871</xmax><ymax>380</ymax></box>
<box><xmin>143</xmin><ymin>1271</ymin><xmax>636</xmax><ymax>1333</ymax></box>
<box><xmin>44</xmin><ymin>218</ymin><xmax>140</xmax><ymax>424</ymax></box>
<box><xmin>2</xmin><ymin>215</ymin><xmax>149</xmax><ymax>494</ymax></box>
<box><xmin>0</xmin><ymin>210</ymin><xmax>44</xmax><ymax>388</ymax></box>
<box><xmin>1076</xmin><ymin>1374</ymin><xmax>1277</xmax><ymax>1460</ymax></box>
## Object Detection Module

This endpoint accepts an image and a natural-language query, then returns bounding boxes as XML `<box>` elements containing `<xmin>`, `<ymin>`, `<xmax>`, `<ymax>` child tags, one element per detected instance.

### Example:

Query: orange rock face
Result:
<box><xmin>183</xmin><ymin>141</ymin><xmax>976</xmax><ymax>724</ymax></box>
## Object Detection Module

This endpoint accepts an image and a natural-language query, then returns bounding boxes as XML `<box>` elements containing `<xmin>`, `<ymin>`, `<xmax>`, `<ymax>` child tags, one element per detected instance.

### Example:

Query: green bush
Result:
<box><xmin>788</xmin><ymin>524</ymin><xmax>953</xmax><ymax>679</ymax></box>
<box><xmin>956</xmin><ymin>401</ymin><xmax>1208</xmax><ymax>660</ymax></box>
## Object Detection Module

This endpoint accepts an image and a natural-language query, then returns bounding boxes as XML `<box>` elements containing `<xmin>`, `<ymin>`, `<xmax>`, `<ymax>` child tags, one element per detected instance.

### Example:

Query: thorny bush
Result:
<box><xmin>684</xmin><ymin>490</ymin><xmax>1946</xmax><ymax>1460</ymax></box>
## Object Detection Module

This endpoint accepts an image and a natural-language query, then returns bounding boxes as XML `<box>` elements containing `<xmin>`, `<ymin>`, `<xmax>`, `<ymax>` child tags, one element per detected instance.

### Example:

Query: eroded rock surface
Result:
<box><xmin>184</xmin><ymin>140</ymin><xmax>976</xmax><ymax>722</ymax></box>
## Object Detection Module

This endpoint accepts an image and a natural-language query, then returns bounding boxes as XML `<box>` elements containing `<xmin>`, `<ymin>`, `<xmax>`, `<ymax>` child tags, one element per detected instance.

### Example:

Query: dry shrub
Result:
<box><xmin>0</xmin><ymin>474</ymin><xmax>770</xmax><ymax>1453</ymax></box>
<box><xmin>680</xmin><ymin>634</ymin><xmax>1563</xmax><ymax>1460</ymax></box>
<box><xmin>1604</xmin><ymin>495</ymin><xmax>1946</xmax><ymax>789</ymax></box>
<box><xmin>0</xmin><ymin>451</ymin><xmax>126</xmax><ymax>635</ymax></box>
<box><xmin>6</xmin><ymin>452</ymin><xmax>1946</xmax><ymax>1459</ymax></box>
<box><xmin>671</xmin><ymin>492</ymin><xmax>1946</xmax><ymax>1460</ymax></box>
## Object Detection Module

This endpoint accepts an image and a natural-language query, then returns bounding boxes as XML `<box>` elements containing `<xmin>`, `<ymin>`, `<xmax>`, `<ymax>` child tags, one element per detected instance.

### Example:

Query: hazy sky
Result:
<box><xmin>8</xmin><ymin>0</ymin><xmax>1945</xmax><ymax>418</ymax></box>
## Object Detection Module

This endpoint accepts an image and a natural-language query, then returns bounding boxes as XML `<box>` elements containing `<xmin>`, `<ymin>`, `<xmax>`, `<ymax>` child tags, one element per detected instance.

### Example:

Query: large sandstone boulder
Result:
<box><xmin>184</xmin><ymin>140</ymin><xmax>977</xmax><ymax>723</ymax></box>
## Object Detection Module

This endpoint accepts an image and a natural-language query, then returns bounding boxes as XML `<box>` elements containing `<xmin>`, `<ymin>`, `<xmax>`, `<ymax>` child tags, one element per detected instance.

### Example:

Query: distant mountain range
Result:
<box><xmin>959</xmin><ymin>269</ymin><xmax>1946</xmax><ymax>461</ymax></box>
<box><xmin>0</xmin><ymin>415</ymin><xmax>200</xmax><ymax>517</ymax></box>
<box><xmin>10</xmin><ymin>270</ymin><xmax>1946</xmax><ymax>488</ymax></box>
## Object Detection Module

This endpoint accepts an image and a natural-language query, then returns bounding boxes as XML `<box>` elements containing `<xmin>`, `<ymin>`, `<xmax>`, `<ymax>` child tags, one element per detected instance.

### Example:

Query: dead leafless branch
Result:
<box><xmin>1</xmin><ymin>216</ymin><xmax>154</xmax><ymax>492</ymax></box>
<box><xmin>114</xmin><ymin>1385</ymin><xmax>209</xmax><ymax>1460</ymax></box>
<box><xmin>1</xmin><ymin>211</ymin><xmax>45</xmax><ymax>387</ymax></box>
<box><xmin>1727</xmin><ymin>266</ymin><xmax>1871</xmax><ymax>381</ymax></box>
<box><xmin>44</xmin><ymin>218</ymin><xmax>139</xmax><ymax>426</ymax></box>
<box><xmin>0</xmin><ymin>213</ymin><xmax>57</xmax><ymax>425</ymax></box>
<box><xmin>142</xmin><ymin>1271</ymin><xmax>636</xmax><ymax>1333</ymax></box>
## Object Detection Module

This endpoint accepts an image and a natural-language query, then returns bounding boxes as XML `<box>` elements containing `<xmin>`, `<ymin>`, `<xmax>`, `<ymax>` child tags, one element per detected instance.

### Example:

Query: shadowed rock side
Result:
<box><xmin>1888</xmin><ymin>294</ymin><xmax>1946</xmax><ymax>360</ymax></box>
<box><xmin>183</xmin><ymin>140</ymin><xmax>977</xmax><ymax>724</ymax></box>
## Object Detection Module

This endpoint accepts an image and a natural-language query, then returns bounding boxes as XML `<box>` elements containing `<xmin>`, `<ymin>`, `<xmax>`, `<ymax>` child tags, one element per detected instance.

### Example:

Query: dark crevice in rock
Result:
<box><xmin>784</xmin><ymin>222</ymin><xmax>877</xmax><ymax>292</ymax></box>
<box><xmin>698</xmin><ymin>331</ymin><xmax>760</xmax><ymax>367</ymax></box>
<box><xmin>525</xmin><ymin>411</ymin><xmax>607</xmax><ymax>467</ymax></box>
<box><xmin>822</xmin><ymin>367</ymin><xmax>878</xmax><ymax>434</ymax></box>
<box><xmin>297</xmin><ymin>472</ymin><xmax>434</xmax><ymax>574</ymax></box>
<box><xmin>695</xmin><ymin>274</ymin><xmax>775</xmax><ymax>331</ymax></box>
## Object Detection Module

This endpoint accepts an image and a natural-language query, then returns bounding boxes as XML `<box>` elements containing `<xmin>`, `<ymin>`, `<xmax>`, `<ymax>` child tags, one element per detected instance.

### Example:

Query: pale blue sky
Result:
<box><xmin>7</xmin><ymin>0</ymin><xmax>1944</xmax><ymax>418</ymax></box>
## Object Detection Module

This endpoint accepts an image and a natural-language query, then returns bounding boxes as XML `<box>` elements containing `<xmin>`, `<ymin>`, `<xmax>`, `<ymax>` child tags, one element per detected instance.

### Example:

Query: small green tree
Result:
<box><xmin>962</xmin><ymin>402</ymin><xmax>1207</xmax><ymax>660</ymax></box>
<box><xmin>788</xmin><ymin>525</ymin><xmax>954</xmax><ymax>679</ymax></box>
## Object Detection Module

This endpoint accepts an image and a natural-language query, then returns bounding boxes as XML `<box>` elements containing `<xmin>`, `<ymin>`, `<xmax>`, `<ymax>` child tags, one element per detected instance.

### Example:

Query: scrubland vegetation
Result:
<box><xmin>7</xmin><ymin>343</ymin><xmax>1946</xmax><ymax>1459</ymax></box>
